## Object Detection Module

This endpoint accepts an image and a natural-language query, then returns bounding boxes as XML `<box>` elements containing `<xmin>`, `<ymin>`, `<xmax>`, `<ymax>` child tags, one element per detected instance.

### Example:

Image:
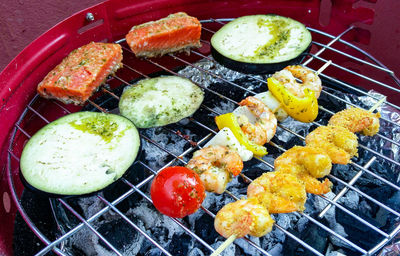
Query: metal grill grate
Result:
<box><xmin>7</xmin><ymin>19</ymin><xmax>400</xmax><ymax>256</ymax></box>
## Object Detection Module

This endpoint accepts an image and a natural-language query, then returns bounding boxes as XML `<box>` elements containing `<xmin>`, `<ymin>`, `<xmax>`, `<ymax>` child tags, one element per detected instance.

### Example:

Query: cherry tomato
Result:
<box><xmin>151</xmin><ymin>166</ymin><xmax>205</xmax><ymax>218</ymax></box>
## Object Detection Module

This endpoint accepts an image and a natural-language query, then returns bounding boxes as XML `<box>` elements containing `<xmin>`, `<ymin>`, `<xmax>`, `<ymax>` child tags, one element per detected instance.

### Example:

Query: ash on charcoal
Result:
<box><xmin>70</xmin><ymin>218</ymin><xmax>145</xmax><ymax>256</ymax></box>
<box><xmin>188</xmin><ymin>247</ymin><xmax>205</xmax><ymax>256</ymax></box>
<box><xmin>212</xmin><ymin>240</ymin><xmax>237</xmax><ymax>256</ymax></box>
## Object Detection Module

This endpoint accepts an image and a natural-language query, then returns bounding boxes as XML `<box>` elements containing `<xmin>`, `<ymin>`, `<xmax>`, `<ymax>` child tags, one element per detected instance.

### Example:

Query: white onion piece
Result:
<box><xmin>205</xmin><ymin>127</ymin><xmax>253</xmax><ymax>161</ymax></box>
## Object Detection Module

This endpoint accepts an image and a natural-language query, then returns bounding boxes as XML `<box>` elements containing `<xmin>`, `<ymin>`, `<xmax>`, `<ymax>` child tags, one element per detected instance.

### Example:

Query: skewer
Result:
<box><xmin>210</xmin><ymin>234</ymin><xmax>237</xmax><ymax>256</ymax></box>
<box><xmin>368</xmin><ymin>96</ymin><xmax>386</xmax><ymax>112</ymax></box>
<box><xmin>316</xmin><ymin>60</ymin><xmax>332</xmax><ymax>75</ymax></box>
<box><xmin>210</xmin><ymin>61</ymin><xmax>333</xmax><ymax>256</ymax></box>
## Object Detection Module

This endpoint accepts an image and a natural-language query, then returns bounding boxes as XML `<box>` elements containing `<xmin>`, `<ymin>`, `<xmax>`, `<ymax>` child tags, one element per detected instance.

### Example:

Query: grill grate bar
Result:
<box><xmin>307</xmin><ymin>27</ymin><xmax>400</xmax><ymax>87</ymax></box>
<box><xmin>318</xmin><ymin>70</ymin><xmax>400</xmax><ymax>111</ymax></box>
<box><xmin>96</xmin><ymin>195</ymin><xmax>173</xmax><ymax>256</ymax></box>
<box><xmin>311</xmin><ymin>41</ymin><xmax>394</xmax><ymax>74</ymax></box>
<box><xmin>299</xmin><ymin>212</ymin><xmax>368</xmax><ymax>254</ymax></box>
<box><xmin>57</xmin><ymin>199</ymin><xmax>123</xmax><ymax>256</ymax></box>
<box><xmin>302</xmin><ymin>26</ymin><xmax>355</xmax><ymax>66</ymax></box>
<box><xmin>328</xmin><ymin>174</ymin><xmax>400</xmax><ymax>218</ymax></box>
<box><xmin>317</xmin><ymin>190</ymin><xmax>389</xmax><ymax>237</ymax></box>
<box><xmin>308</xmin><ymin>53</ymin><xmax>400</xmax><ymax>94</ymax></box>
<box><xmin>318</xmin><ymin>156</ymin><xmax>376</xmax><ymax>218</ymax></box>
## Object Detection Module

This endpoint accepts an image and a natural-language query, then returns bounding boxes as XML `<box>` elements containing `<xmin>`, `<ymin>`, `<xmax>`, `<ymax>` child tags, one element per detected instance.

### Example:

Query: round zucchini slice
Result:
<box><xmin>119</xmin><ymin>76</ymin><xmax>204</xmax><ymax>128</ymax></box>
<box><xmin>211</xmin><ymin>14</ymin><xmax>312</xmax><ymax>74</ymax></box>
<box><xmin>20</xmin><ymin>112</ymin><xmax>140</xmax><ymax>196</ymax></box>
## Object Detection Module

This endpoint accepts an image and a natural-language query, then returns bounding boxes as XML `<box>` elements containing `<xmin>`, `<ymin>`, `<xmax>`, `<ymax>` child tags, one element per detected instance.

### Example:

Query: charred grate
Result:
<box><xmin>7</xmin><ymin>19</ymin><xmax>400</xmax><ymax>256</ymax></box>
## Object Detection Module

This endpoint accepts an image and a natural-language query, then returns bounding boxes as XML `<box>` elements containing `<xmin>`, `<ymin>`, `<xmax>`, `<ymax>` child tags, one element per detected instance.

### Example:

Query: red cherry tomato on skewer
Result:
<box><xmin>151</xmin><ymin>166</ymin><xmax>205</xmax><ymax>218</ymax></box>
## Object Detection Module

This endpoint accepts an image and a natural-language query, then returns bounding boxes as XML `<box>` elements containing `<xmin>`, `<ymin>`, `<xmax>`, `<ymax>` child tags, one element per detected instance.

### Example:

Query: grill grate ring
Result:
<box><xmin>7</xmin><ymin>19</ymin><xmax>400</xmax><ymax>256</ymax></box>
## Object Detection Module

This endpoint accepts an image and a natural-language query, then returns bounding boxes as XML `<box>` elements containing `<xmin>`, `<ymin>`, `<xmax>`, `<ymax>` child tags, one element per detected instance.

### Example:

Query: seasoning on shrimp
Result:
<box><xmin>234</xmin><ymin>96</ymin><xmax>277</xmax><ymax>145</ymax></box>
<box><xmin>247</xmin><ymin>172</ymin><xmax>307</xmax><ymax>213</ymax></box>
<box><xmin>214</xmin><ymin>198</ymin><xmax>274</xmax><ymax>239</ymax></box>
<box><xmin>305</xmin><ymin>125</ymin><xmax>358</xmax><ymax>165</ymax></box>
<box><xmin>274</xmin><ymin>146</ymin><xmax>333</xmax><ymax>194</ymax></box>
<box><xmin>328</xmin><ymin>107</ymin><xmax>380</xmax><ymax>136</ymax></box>
<box><xmin>186</xmin><ymin>145</ymin><xmax>243</xmax><ymax>194</ymax></box>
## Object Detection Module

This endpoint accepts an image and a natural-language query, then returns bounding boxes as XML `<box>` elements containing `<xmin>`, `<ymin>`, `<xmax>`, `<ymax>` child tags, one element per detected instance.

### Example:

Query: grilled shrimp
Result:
<box><xmin>236</xmin><ymin>96</ymin><xmax>277</xmax><ymax>145</ymax></box>
<box><xmin>247</xmin><ymin>172</ymin><xmax>306</xmax><ymax>213</ymax></box>
<box><xmin>274</xmin><ymin>146</ymin><xmax>333</xmax><ymax>194</ymax></box>
<box><xmin>328</xmin><ymin>107</ymin><xmax>380</xmax><ymax>136</ymax></box>
<box><xmin>186</xmin><ymin>145</ymin><xmax>243</xmax><ymax>194</ymax></box>
<box><xmin>272</xmin><ymin>65</ymin><xmax>322</xmax><ymax>98</ymax></box>
<box><xmin>214</xmin><ymin>198</ymin><xmax>274</xmax><ymax>238</ymax></box>
<box><xmin>305</xmin><ymin>125</ymin><xmax>358</xmax><ymax>165</ymax></box>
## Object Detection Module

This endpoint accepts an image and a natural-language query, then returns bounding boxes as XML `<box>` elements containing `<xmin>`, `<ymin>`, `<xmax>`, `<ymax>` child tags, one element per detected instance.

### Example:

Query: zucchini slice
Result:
<box><xmin>211</xmin><ymin>14</ymin><xmax>312</xmax><ymax>74</ymax></box>
<box><xmin>119</xmin><ymin>76</ymin><xmax>204</xmax><ymax>128</ymax></box>
<box><xmin>20</xmin><ymin>112</ymin><xmax>140</xmax><ymax>196</ymax></box>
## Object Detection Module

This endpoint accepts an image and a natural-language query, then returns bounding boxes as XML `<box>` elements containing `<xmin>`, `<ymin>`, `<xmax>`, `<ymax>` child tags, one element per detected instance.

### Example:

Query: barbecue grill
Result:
<box><xmin>1</xmin><ymin>0</ymin><xmax>400</xmax><ymax>255</ymax></box>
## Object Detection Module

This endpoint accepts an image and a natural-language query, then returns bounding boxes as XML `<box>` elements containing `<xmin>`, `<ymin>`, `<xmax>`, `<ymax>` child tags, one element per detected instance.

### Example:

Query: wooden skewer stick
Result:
<box><xmin>316</xmin><ymin>60</ymin><xmax>332</xmax><ymax>75</ymax></box>
<box><xmin>368</xmin><ymin>96</ymin><xmax>386</xmax><ymax>113</ymax></box>
<box><xmin>210</xmin><ymin>234</ymin><xmax>237</xmax><ymax>256</ymax></box>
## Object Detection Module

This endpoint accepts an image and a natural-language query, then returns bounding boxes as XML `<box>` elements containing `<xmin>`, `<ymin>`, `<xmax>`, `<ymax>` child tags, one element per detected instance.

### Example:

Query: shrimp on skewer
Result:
<box><xmin>305</xmin><ymin>125</ymin><xmax>359</xmax><ymax>165</ymax></box>
<box><xmin>186</xmin><ymin>145</ymin><xmax>243</xmax><ymax>194</ymax></box>
<box><xmin>234</xmin><ymin>96</ymin><xmax>277</xmax><ymax>145</ymax></box>
<box><xmin>214</xmin><ymin>198</ymin><xmax>274</xmax><ymax>239</ymax></box>
<box><xmin>272</xmin><ymin>65</ymin><xmax>322</xmax><ymax>99</ymax></box>
<box><xmin>328</xmin><ymin>107</ymin><xmax>380</xmax><ymax>136</ymax></box>
<box><xmin>247</xmin><ymin>172</ymin><xmax>307</xmax><ymax>213</ymax></box>
<box><xmin>274</xmin><ymin>146</ymin><xmax>333</xmax><ymax>194</ymax></box>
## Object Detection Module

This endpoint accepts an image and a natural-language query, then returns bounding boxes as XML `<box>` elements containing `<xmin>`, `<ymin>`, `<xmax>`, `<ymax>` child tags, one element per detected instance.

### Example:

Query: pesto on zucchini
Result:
<box><xmin>119</xmin><ymin>76</ymin><xmax>204</xmax><ymax>128</ymax></box>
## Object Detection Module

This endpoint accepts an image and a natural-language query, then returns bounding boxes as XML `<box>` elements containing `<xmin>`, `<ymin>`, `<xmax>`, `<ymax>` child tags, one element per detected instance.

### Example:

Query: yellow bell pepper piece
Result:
<box><xmin>267</xmin><ymin>77</ymin><xmax>318</xmax><ymax>123</ymax></box>
<box><xmin>215</xmin><ymin>113</ymin><xmax>268</xmax><ymax>157</ymax></box>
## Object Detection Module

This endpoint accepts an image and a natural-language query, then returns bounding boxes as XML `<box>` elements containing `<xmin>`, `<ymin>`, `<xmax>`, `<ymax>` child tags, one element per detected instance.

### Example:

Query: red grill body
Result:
<box><xmin>0</xmin><ymin>0</ymin><xmax>399</xmax><ymax>255</ymax></box>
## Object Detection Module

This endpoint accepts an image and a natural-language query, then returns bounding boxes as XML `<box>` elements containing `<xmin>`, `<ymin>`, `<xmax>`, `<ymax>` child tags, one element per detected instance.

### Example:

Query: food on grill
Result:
<box><xmin>328</xmin><ymin>107</ymin><xmax>380</xmax><ymax>136</ymax></box>
<box><xmin>272</xmin><ymin>65</ymin><xmax>322</xmax><ymax>98</ymax></box>
<box><xmin>20</xmin><ymin>112</ymin><xmax>140</xmax><ymax>196</ymax></box>
<box><xmin>210</xmin><ymin>14</ymin><xmax>312</xmax><ymax>74</ymax></box>
<box><xmin>119</xmin><ymin>76</ymin><xmax>204</xmax><ymax>128</ymax></box>
<box><xmin>186</xmin><ymin>145</ymin><xmax>243</xmax><ymax>194</ymax></box>
<box><xmin>254</xmin><ymin>91</ymin><xmax>289</xmax><ymax>122</ymax></box>
<box><xmin>274</xmin><ymin>146</ymin><xmax>333</xmax><ymax>194</ymax></box>
<box><xmin>214</xmin><ymin>198</ymin><xmax>274</xmax><ymax>238</ymax></box>
<box><xmin>150</xmin><ymin>166</ymin><xmax>205</xmax><ymax>218</ymax></box>
<box><xmin>204</xmin><ymin>127</ymin><xmax>253</xmax><ymax>161</ymax></box>
<box><xmin>233</xmin><ymin>96</ymin><xmax>277</xmax><ymax>145</ymax></box>
<box><xmin>215</xmin><ymin>113</ymin><xmax>268</xmax><ymax>157</ymax></box>
<box><xmin>305</xmin><ymin>125</ymin><xmax>359</xmax><ymax>165</ymax></box>
<box><xmin>37</xmin><ymin>42</ymin><xmax>122</xmax><ymax>105</ymax></box>
<box><xmin>267</xmin><ymin>66</ymin><xmax>321</xmax><ymax>123</ymax></box>
<box><xmin>125</xmin><ymin>12</ymin><xmax>202</xmax><ymax>58</ymax></box>
<box><xmin>247</xmin><ymin>172</ymin><xmax>306</xmax><ymax>213</ymax></box>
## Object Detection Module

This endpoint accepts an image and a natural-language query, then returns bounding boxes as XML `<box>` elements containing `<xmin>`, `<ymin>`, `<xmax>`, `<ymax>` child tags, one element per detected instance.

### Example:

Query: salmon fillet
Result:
<box><xmin>126</xmin><ymin>12</ymin><xmax>202</xmax><ymax>58</ymax></box>
<box><xmin>37</xmin><ymin>42</ymin><xmax>122</xmax><ymax>105</ymax></box>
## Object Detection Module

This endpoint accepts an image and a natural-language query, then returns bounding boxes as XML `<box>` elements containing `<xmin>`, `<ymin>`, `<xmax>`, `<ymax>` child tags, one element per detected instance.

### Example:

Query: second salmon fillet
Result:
<box><xmin>126</xmin><ymin>12</ymin><xmax>202</xmax><ymax>58</ymax></box>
